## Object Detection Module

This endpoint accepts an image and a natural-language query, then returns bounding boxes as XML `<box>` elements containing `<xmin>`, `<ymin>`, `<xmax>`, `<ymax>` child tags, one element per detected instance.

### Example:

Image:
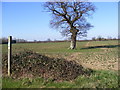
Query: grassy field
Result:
<box><xmin>2</xmin><ymin>70</ymin><xmax>118</xmax><ymax>88</ymax></box>
<box><xmin>2</xmin><ymin>40</ymin><xmax>119</xmax><ymax>88</ymax></box>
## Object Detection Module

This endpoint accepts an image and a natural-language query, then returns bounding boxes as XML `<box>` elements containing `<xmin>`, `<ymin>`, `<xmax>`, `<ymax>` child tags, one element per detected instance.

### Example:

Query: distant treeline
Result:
<box><xmin>0</xmin><ymin>36</ymin><xmax>119</xmax><ymax>44</ymax></box>
<box><xmin>91</xmin><ymin>36</ymin><xmax>118</xmax><ymax>41</ymax></box>
<box><xmin>0</xmin><ymin>38</ymin><xmax>27</xmax><ymax>44</ymax></box>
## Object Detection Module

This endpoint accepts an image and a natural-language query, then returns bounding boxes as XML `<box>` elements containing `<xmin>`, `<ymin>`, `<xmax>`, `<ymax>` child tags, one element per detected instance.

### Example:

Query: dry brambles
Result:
<box><xmin>2</xmin><ymin>50</ymin><xmax>93</xmax><ymax>81</ymax></box>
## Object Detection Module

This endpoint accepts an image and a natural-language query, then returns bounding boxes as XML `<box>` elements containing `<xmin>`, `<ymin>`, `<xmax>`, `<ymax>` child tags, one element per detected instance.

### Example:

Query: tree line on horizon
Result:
<box><xmin>0</xmin><ymin>36</ymin><xmax>118</xmax><ymax>44</ymax></box>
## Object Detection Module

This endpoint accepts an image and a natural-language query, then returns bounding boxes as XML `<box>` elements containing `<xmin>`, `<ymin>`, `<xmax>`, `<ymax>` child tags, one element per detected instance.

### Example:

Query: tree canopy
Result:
<box><xmin>44</xmin><ymin>1</ymin><xmax>95</xmax><ymax>38</ymax></box>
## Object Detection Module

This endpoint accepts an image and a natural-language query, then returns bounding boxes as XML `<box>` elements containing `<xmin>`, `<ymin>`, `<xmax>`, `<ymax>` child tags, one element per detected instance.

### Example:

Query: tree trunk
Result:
<box><xmin>70</xmin><ymin>33</ymin><xmax>77</xmax><ymax>49</ymax></box>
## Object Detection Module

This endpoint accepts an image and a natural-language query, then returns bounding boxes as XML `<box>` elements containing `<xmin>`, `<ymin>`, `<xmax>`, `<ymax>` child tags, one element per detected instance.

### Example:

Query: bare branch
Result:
<box><xmin>44</xmin><ymin>1</ymin><xmax>96</xmax><ymax>37</ymax></box>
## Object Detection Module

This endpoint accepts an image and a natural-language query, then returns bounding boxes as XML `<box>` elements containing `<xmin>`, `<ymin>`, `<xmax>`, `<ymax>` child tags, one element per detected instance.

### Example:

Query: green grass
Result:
<box><xmin>2</xmin><ymin>40</ymin><xmax>119</xmax><ymax>88</ymax></box>
<box><xmin>2</xmin><ymin>41</ymin><xmax>104</xmax><ymax>54</ymax></box>
<box><xmin>2</xmin><ymin>70</ymin><xmax>118</xmax><ymax>88</ymax></box>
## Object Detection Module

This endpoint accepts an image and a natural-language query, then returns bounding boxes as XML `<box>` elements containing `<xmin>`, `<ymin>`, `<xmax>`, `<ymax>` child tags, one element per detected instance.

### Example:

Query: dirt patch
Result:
<box><xmin>2</xmin><ymin>50</ymin><xmax>93</xmax><ymax>81</ymax></box>
<box><xmin>65</xmin><ymin>52</ymin><xmax>81</xmax><ymax>61</ymax></box>
<box><xmin>81</xmin><ymin>60</ymin><xmax>118</xmax><ymax>71</ymax></box>
<box><xmin>85</xmin><ymin>42</ymin><xmax>90</xmax><ymax>47</ymax></box>
<box><xmin>63</xmin><ymin>50</ymin><xmax>118</xmax><ymax>71</ymax></box>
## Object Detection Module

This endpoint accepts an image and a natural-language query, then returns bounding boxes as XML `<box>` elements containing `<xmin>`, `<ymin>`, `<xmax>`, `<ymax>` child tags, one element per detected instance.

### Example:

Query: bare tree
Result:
<box><xmin>44</xmin><ymin>1</ymin><xmax>95</xmax><ymax>49</ymax></box>
<box><xmin>47</xmin><ymin>38</ymin><xmax>52</xmax><ymax>41</ymax></box>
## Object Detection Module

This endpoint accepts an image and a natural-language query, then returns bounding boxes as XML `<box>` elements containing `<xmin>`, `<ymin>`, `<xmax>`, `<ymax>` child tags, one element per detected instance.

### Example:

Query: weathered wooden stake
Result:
<box><xmin>8</xmin><ymin>36</ymin><xmax>12</xmax><ymax>76</ymax></box>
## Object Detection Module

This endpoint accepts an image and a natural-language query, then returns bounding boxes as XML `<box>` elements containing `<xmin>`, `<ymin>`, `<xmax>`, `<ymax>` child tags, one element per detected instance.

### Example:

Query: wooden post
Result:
<box><xmin>8</xmin><ymin>36</ymin><xmax>12</xmax><ymax>76</ymax></box>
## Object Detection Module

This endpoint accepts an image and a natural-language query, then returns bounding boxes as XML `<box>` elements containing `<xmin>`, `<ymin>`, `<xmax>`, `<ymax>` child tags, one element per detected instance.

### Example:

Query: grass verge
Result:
<box><xmin>2</xmin><ymin>70</ymin><xmax>118</xmax><ymax>88</ymax></box>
